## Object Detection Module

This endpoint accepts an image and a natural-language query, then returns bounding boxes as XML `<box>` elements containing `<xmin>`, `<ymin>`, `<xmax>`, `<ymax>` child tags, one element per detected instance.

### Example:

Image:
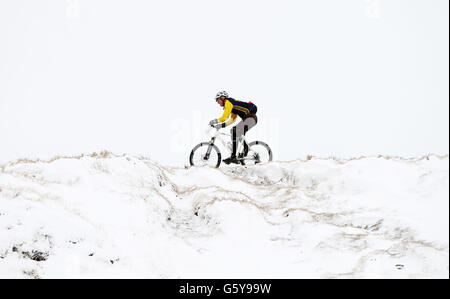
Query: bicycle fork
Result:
<box><xmin>203</xmin><ymin>137</ymin><xmax>216</xmax><ymax>160</ymax></box>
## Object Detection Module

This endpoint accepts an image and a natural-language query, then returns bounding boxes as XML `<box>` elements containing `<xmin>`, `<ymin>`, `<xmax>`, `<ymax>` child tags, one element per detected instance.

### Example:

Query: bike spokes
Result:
<box><xmin>190</xmin><ymin>142</ymin><xmax>221</xmax><ymax>168</ymax></box>
<box><xmin>243</xmin><ymin>141</ymin><xmax>273</xmax><ymax>165</ymax></box>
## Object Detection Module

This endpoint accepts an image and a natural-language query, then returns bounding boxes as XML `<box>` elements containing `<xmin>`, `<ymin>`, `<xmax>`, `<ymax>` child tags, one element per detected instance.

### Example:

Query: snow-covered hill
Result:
<box><xmin>0</xmin><ymin>152</ymin><xmax>448</xmax><ymax>278</ymax></box>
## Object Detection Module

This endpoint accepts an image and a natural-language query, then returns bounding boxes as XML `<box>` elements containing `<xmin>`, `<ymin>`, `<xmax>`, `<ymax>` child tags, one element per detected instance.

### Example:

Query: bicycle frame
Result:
<box><xmin>190</xmin><ymin>126</ymin><xmax>271</xmax><ymax>167</ymax></box>
<box><xmin>207</xmin><ymin>128</ymin><xmax>252</xmax><ymax>161</ymax></box>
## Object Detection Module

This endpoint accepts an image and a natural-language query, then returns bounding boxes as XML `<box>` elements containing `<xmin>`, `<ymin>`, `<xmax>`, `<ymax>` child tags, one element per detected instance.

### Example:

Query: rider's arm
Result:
<box><xmin>217</xmin><ymin>100</ymin><xmax>233</xmax><ymax>123</ymax></box>
<box><xmin>225</xmin><ymin>113</ymin><xmax>237</xmax><ymax>126</ymax></box>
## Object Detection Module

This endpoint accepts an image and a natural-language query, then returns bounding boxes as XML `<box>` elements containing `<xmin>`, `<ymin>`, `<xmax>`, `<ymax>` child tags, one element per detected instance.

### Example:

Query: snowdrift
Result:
<box><xmin>0</xmin><ymin>152</ymin><xmax>448</xmax><ymax>278</ymax></box>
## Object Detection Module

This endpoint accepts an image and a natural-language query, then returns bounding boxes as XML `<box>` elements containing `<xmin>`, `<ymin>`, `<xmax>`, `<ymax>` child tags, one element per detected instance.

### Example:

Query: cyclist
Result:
<box><xmin>209</xmin><ymin>91</ymin><xmax>258</xmax><ymax>164</ymax></box>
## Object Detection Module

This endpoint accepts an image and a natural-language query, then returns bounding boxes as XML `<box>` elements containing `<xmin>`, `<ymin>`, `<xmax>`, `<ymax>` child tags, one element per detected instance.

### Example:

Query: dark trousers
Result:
<box><xmin>231</xmin><ymin>114</ymin><xmax>258</xmax><ymax>157</ymax></box>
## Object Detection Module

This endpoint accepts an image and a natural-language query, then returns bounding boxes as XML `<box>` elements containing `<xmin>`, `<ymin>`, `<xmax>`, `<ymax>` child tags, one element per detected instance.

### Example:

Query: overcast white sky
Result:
<box><xmin>0</xmin><ymin>0</ymin><xmax>448</xmax><ymax>166</ymax></box>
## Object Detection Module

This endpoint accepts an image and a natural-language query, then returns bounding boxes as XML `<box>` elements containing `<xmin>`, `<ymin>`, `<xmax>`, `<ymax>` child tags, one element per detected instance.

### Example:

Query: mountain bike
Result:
<box><xmin>189</xmin><ymin>125</ymin><xmax>273</xmax><ymax>168</ymax></box>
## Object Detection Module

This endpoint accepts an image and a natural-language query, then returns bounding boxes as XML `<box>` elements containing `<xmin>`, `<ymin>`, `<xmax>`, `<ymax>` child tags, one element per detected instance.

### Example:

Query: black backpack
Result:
<box><xmin>248</xmin><ymin>101</ymin><xmax>257</xmax><ymax>114</ymax></box>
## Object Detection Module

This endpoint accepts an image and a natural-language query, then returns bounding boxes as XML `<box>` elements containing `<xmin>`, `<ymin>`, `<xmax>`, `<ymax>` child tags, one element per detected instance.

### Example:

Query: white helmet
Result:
<box><xmin>215</xmin><ymin>91</ymin><xmax>229</xmax><ymax>101</ymax></box>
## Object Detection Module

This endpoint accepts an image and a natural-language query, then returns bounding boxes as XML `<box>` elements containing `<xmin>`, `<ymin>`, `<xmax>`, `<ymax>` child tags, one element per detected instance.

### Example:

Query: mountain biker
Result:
<box><xmin>209</xmin><ymin>91</ymin><xmax>258</xmax><ymax>164</ymax></box>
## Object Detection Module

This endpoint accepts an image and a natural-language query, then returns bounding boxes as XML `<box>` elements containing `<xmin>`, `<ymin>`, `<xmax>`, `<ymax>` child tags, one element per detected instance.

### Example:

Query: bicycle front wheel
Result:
<box><xmin>189</xmin><ymin>142</ymin><xmax>222</xmax><ymax>168</ymax></box>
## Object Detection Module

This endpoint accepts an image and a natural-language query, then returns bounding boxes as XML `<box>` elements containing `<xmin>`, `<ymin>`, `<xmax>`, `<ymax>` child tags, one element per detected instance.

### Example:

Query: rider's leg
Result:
<box><xmin>231</xmin><ymin>126</ymin><xmax>237</xmax><ymax>158</ymax></box>
<box><xmin>243</xmin><ymin>115</ymin><xmax>258</xmax><ymax>156</ymax></box>
<box><xmin>223</xmin><ymin>126</ymin><xmax>238</xmax><ymax>164</ymax></box>
<box><xmin>224</xmin><ymin>115</ymin><xmax>257</xmax><ymax>164</ymax></box>
<box><xmin>236</xmin><ymin>115</ymin><xmax>257</xmax><ymax>158</ymax></box>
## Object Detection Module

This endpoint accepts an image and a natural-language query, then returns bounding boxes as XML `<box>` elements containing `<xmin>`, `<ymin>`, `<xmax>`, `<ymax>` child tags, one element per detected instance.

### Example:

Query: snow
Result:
<box><xmin>0</xmin><ymin>152</ymin><xmax>448</xmax><ymax>278</ymax></box>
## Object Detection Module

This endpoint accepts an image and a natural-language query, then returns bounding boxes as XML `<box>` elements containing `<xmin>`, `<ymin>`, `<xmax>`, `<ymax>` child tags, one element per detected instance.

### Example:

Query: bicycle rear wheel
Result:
<box><xmin>189</xmin><ymin>142</ymin><xmax>222</xmax><ymax>168</ymax></box>
<box><xmin>241</xmin><ymin>141</ymin><xmax>272</xmax><ymax>165</ymax></box>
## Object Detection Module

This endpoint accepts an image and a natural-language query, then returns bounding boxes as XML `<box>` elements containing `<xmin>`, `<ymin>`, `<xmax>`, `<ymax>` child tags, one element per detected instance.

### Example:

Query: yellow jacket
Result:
<box><xmin>217</xmin><ymin>100</ymin><xmax>238</xmax><ymax>126</ymax></box>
